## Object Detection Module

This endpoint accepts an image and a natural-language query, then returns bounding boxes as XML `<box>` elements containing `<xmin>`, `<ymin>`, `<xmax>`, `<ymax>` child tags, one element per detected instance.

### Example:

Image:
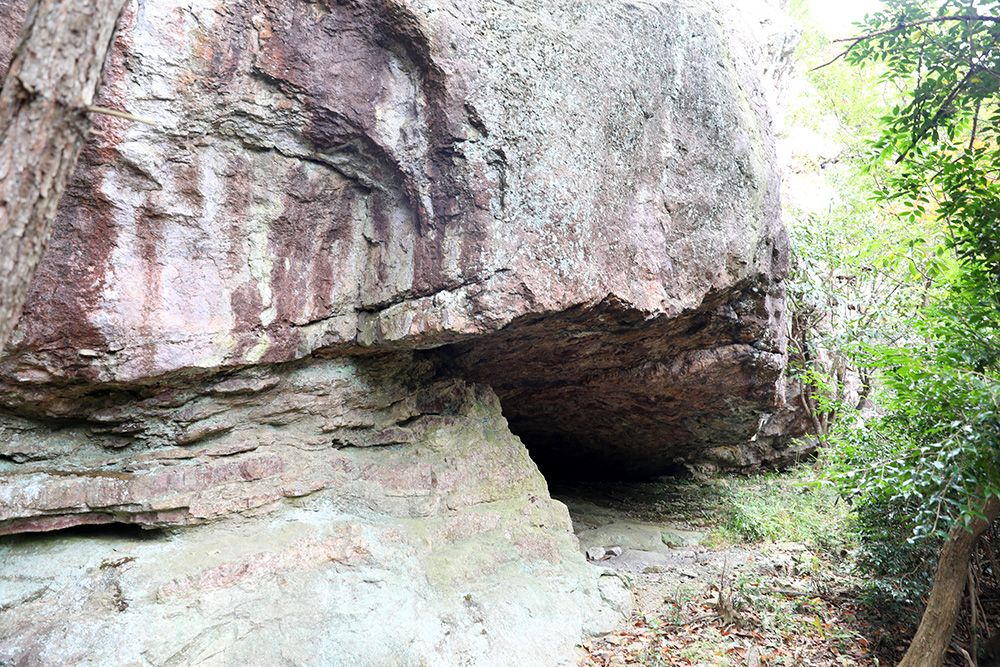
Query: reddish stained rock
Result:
<box><xmin>0</xmin><ymin>357</ymin><xmax>631</xmax><ymax>666</ymax></box>
<box><xmin>0</xmin><ymin>0</ymin><xmax>801</xmax><ymax>483</ymax></box>
<box><xmin>0</xmin><ymin>1</ymin><xmax>29</xmax><ymax>81</ymax></box>
<box><xmin>154</xmin><ymin>529</ymin><xmax>372</xmax><ymax>599</ymax></box>
<box><xmin>0</xmin><ymin>452</ymin><xmax>288</xmax><ymax>534</ymax></box>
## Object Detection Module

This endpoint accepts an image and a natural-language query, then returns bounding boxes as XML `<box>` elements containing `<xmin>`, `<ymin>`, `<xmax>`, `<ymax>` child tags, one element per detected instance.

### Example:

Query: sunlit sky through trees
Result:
<box><xmin>809</xmin><ymin>0</ymin><xmax>883</xmax><ymax>37</ymax></box>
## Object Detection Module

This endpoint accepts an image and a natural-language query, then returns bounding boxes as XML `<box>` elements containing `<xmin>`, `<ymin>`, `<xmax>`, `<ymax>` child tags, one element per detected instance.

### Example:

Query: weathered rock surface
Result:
<box><xmin>1</xmin><ymin>355</ymin><xmax>629</xmax><ymax>665</ymax></box>
<box><xmin>0</xmin><ymin>0</ymin><xmax>795</xmax><ymax>663</ymax></box>
<box><xmin>1</xmin><ymin>0</ymin><xmax>794</xmax><ymax>472</ymax></box>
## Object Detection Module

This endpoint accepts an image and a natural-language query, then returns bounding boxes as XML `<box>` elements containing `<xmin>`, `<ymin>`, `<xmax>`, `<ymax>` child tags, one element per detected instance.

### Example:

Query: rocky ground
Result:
<box><xmin>555</xmin><ymin>473</ymin><xmax>903</xmax><ymax>667</ymax></box>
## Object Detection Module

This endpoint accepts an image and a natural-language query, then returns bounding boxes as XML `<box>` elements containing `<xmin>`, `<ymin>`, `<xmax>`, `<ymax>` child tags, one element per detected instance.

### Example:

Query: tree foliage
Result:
<box><xmin>847</xmin><ymin>0</ymin><xmax>1000</xmax><ymax>280</ymax></box>
<box><xmin>807</xmin><ymin>0</ymin><xmax>1000</xmax><ymax>659</ymax></box>
<box><xmin>826</xmin><ymin>0</ymin><xmax>1000</xmax><ymax>534</ymax></box>
<box><xmin>783</xmin><ymin>0</ymin><xmax>951</xmax><ymax>439</ymax></box>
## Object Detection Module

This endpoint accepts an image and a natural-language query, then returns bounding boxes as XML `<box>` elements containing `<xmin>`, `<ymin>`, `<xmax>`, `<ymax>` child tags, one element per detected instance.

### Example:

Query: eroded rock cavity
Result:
<box><xmin>0</xmin><ymin>0</ymin><xmax>797</xmax><ymax>663</ymax></box>
<box><xmin>439</xmin><ymin>277</ymin><xmax>789</xmax><ymax>479</ymax></box>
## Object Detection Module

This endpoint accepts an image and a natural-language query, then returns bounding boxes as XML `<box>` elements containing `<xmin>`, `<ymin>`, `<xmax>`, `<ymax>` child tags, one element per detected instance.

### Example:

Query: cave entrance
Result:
<box><xmin>432</xmin><ymin>291</ymin><xmax>785</xmax><ymax>483</ymax></box>
<box><xmin>515</xmin><ymin>429</ymin><xmax>689</xmax><ymax>483</ymax></box>
<box><xmin>538</xmin><ymin>451</ymin><xmax>717</xmax><ymax>574</ymax></box>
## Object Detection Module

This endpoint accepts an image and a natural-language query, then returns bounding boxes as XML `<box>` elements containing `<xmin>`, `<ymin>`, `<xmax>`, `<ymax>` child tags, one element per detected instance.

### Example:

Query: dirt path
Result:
<box><xmin>553</xmin><ymin>478</ymin><xmax>886</xmax><ymax>666</ymax></box>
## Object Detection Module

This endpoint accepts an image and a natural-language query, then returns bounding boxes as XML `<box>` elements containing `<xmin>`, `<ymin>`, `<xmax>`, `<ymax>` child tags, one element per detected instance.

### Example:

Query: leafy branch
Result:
<box><xmin>813</xmin><ymin>14</ymin><xmax>1000</xmax><ymax>70</ymax></box>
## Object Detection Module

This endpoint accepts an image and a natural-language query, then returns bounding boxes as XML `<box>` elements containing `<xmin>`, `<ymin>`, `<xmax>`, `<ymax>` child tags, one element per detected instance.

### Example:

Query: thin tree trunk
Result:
<box><xmin>899</xmin><ymin>496</ymin><xmax>1000</xmax><ymax>667</ymax></box>
<box><xmin>855</xmin><ymin>370</ymin><xmax>873</xmax><ymax>411</ymax></box>
<box><xmin>0</xmin><ymin>0</ymin><xmax>127</xmax><ymax>352</ymax></box>
<box><xmin>970</xmin><ymin>566</ymin><xmax>979</xmax><ymax>666</ymax></box>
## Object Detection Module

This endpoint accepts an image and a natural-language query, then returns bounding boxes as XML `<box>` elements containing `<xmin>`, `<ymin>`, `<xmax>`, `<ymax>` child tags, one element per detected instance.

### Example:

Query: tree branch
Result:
<box><xmin>813</xmin><ymin>15</ymin><xmax>1000</xmax><ymax>71</ymax></box>
<box><xmin>896</xmin><ymin>65</ymin><xmax>979</xmax><ymax>163</ymax></box>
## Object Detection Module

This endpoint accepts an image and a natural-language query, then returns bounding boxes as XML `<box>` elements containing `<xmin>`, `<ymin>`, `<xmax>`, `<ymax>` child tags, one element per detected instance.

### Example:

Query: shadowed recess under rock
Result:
<box><xmin>435</xmin><ymin>279</ymin><xmax>795</xmax><ymax>480</ymax></box>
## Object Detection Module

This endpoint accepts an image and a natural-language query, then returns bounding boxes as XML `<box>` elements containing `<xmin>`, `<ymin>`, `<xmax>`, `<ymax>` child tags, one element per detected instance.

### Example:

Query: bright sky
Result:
<box><xmin>808</xmin><ymin>0</ymin><xmax>884</xmax><ymax>37</ymax></box>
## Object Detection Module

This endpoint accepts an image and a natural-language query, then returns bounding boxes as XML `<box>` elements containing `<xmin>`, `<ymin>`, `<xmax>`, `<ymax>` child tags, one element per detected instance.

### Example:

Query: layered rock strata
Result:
<box><xmin>0</xmin><ymin>355</ymin><xmax>629</xmax><ymax>665</ymax></box>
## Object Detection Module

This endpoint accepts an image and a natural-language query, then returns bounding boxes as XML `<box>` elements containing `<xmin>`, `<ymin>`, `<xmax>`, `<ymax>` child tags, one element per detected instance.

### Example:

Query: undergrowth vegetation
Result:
<box><xmin>713</xmin><ymin>469</ymin><xmax>851</xmax><ymax>551</ymax></box>
<box><xmin>787</xmin><ymin>0</ymin><xmax>1000</xmax><ymax>663</ymax></box>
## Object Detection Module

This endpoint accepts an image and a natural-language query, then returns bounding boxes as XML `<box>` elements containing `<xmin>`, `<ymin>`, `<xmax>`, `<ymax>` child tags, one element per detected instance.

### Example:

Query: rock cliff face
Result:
<box><xmin>0</xmin><ymin>0</ymin><xmax>794</xmax><ymax>663</ymax></box>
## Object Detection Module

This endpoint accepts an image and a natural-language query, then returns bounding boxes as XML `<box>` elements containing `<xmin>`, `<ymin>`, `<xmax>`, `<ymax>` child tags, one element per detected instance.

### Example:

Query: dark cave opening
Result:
<box><xmin>431</xmin><ymin>287</ymin><xmax>787</xmax><ymax>484</ymax></box>
<box><xmin>0</xmin><ymin>520</ymin><xmax>165</xmax><ymax>543</ymax></box>
<box><xmin>510</xmin><ymin>425</ymin><xmax>690</xmax><ymax>484</ymax></box>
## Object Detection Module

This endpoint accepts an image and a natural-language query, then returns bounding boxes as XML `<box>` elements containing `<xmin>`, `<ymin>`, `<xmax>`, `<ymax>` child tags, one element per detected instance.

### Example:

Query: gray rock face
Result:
<box><xmin>0</xmin><ymin>0</ymin><xmax>795</xmax><ymax>663</ymax></box>
<box><xmin>0</xmin><ymin>355</ymin><xmax>630</xmax><ymax>665</ymax></box>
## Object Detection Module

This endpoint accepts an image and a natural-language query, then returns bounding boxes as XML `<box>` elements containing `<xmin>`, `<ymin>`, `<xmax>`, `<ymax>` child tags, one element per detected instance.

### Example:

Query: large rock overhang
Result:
<box><xmin>0</xmin><ymin>0</ymin><xmax>794</xmax><ymax>509</ymax></box>
<box><xmin>0</xmin><ymin>0</ymin><xmax>797</xmax><ymax>661</ymax></box>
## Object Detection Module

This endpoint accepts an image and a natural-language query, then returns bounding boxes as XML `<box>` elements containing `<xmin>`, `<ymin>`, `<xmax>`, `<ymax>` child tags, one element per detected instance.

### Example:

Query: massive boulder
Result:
<box><xmin>0</xmin><ymin>0</ymin><xmax>795</xmax><ymax>663</ymax></box>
